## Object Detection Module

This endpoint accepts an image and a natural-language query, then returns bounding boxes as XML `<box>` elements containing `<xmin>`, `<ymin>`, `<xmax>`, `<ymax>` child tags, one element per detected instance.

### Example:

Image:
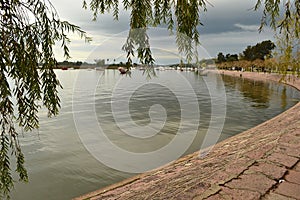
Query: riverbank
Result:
<box><xmin>74</xmin><ymin>71</ymin><xmax>300</xmax><ymax>200</ymax></box>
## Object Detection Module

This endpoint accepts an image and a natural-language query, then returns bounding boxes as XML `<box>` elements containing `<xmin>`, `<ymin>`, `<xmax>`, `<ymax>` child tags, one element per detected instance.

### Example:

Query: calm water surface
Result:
<box><xmin>11</xmin><ymin>70</ymin><xmax>300</xmax><ymax>200</ymax></box>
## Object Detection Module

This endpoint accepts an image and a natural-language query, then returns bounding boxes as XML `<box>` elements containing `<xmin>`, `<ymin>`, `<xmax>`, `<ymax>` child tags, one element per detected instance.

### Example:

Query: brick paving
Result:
<box><xmin>74</xmin><ymin>71</ymin><xmax>300</xmax><ymax>200</ymax></box>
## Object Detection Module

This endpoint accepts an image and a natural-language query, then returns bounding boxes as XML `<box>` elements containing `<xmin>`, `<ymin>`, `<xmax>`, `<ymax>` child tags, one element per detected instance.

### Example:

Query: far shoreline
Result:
<box><xmin>219</xmin><ymin>70</ymin><xmax>300</xmax><ymax>91</ymax></box>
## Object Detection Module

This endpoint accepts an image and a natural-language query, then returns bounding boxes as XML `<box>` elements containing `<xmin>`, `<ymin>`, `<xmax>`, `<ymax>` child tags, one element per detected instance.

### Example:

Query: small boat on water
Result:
<box><xmin>118</xmin><ymin>67</ymin><xmax>127</xmax><ymax>74</ymax></box>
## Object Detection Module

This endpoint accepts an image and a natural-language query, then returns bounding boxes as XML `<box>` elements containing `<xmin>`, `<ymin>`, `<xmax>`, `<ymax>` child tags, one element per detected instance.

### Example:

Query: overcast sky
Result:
<box><xmin>51</xmin><ymin>0</ymin><xmax>277</xmax><ymax>64</ymax></box>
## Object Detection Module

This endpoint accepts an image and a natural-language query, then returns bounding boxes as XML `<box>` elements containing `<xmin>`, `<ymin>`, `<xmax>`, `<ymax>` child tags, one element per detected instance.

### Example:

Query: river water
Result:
<box><xmin>11</xmin><ymin>69</ymin><xmax>300</xmax><ymax>200</ymax></box>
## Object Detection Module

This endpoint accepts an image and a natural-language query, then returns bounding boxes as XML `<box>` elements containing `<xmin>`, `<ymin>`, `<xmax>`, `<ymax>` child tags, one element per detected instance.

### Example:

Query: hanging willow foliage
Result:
<box><xmin>255</xmin><ymin>0</ymin><xmax>300</xmax><ymax>38</ymax></box>
<box><xmin>255</xmin><ymin>0</ymin><xmax>300</xmax><ymax>75</ymax></box>
<box><xmin>83</xmin><ymin>0</ymin><xmax>207</xmax><ymax>65</ymax></box>
<box><xmin>275</xmin><ymin>14</ymin><xmax>300</xmax><ymax>77</ymax></box>
<box><xmin>84</xmin><ymin>0</ymin><xmax>300</xmax><ymax>67</ymax></box>
<box><xmin>0</xmin><ymin>0</ymin><xmax>91</xmax><ymax>198</ymax></box>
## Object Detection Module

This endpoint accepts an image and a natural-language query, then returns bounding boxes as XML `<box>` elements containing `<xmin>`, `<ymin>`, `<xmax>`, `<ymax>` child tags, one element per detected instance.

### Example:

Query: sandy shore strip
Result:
<box><xmin>74</xmin><ymin>71</ymin><xmax>300</xmax><ymax>200</ymax></box>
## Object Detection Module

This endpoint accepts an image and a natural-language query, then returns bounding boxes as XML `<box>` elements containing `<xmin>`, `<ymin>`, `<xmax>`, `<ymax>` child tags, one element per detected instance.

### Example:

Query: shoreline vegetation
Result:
<box><xmin>74</xmin><ymin>70</ymin><xmax>300</xmax><ymax>200</ymax></box>
<box><xmin>56</xmin><ymin>60</ymin><xmax>203</xmax><ymax>70</ymax></box>
<box><xmin>56</xmin><ymin>39</ymin><xmax>299</xmax><ymax>77</ymax></box>
<box><xmin>56</xmin><ymin>59</ymin><xmax>298</xmax><ymax>72</ymax></box>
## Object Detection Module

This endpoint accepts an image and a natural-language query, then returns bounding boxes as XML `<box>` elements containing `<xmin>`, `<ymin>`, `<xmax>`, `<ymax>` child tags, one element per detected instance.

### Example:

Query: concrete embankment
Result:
<box><xmin>75</xmin><ymin>71</ymin><xmax>300</xmax><ymax>200</ymax></box>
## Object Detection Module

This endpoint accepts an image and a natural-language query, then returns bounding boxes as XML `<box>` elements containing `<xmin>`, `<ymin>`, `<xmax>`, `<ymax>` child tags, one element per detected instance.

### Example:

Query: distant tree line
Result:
<box><xmin>107</xmin><ymin>62</ymin><xmax>135</xmax><ymax>69</ymax></box>
<box><xmin>216</xmin><ymin>40</ymin><xmax>278</xmax><ymax>72</ymax></box>
<box><xmin>216</xmin><ymin>40</ymin><xmax>275</xmax><ymax>64</ymax></box>
<box><xmin>242</xmin><ymin>40</ymin><xmax>276</xmax><ymax>61</ymax></box>
<box><xmin>216</xmin><ymin>53</ymin><xmax>239</xmax><ymax>63</ymax></box>
<box><xmin>57</xmin><ymin>60</ymin><xmax>108</xmax><ymax>69</ymax></box>
<box><xmin>58</xmin><ymin>61</ymin><xmax>83</xmax><ymax>67</ymax></box>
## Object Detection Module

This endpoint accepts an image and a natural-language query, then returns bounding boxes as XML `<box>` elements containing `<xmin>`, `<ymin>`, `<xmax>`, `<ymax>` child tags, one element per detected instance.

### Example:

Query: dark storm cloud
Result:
<box><xmin>52</xmin><ymin>0</ymin><xmax>130</xmax><ymax>34</ymax></box>
<box><xmin>198</xmin><ymin>0</ymin><xmax>263</xmax><ymax>34</ymax></box>
<box><xmin>52</xmin><ymin>0</ymin><xmax>263</xmax><ymax>35</ymax></box>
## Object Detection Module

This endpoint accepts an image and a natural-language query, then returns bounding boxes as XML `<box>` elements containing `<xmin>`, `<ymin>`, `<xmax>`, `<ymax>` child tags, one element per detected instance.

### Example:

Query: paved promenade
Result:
<box><xmin>75</xmin><ymin>71</ymin><xmax>300</xmax><ymax>200</ymax></box>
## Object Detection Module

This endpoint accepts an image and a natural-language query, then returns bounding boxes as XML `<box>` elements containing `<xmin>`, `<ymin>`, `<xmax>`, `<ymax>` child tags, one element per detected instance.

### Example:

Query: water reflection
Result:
<box><xmin>222</xmin><ymin>75</ymin><xmax>271</xmax><ymax>108</ymax></box>
<box><xmin>281</xmin><ymin>87</ymin><xmax>287</xmax><ymax>109</ymax></box>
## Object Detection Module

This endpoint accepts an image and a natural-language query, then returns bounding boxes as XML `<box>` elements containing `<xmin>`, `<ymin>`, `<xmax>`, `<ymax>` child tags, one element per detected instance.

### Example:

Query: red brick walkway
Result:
<box><xmin>75</xmin><ymin>71</ymin><xmax>300</xmax><ymax>200</ymax></box>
